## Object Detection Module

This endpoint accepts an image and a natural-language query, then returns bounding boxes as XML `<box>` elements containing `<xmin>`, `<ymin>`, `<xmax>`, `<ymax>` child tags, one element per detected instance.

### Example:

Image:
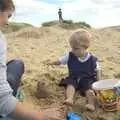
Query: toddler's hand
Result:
<box><xmin>42</xmin><ymin>59</ymin><xmax>53</xmax><ymax>66</ymax></box>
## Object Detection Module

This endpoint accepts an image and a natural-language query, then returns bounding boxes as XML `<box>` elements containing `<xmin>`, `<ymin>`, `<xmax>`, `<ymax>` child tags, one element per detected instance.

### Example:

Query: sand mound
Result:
<box><xmin>6</xmin><ymin>25</ymin><xmax>120</xmax><ymax>120</ymax></box>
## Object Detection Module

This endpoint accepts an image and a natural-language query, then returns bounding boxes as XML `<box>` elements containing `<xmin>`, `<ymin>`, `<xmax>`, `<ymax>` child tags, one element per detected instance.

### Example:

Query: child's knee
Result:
<box><xmin>12</xmin><ymin>59</ymin><xmax>25</xmax><ymax>73</ymax></box>
<box><xmin>67</xmin><ymin>85</ymin><xmax>75</xmax><ymax>90</ymax></box>
<box><xmin>8</xmin><ymin>59</ymin><xmax>24</xmax><ymax>70</ymax></box>
<box><xmin>14</xmin><ymin>59</ymin><xmax>24</xmax><ymax>68</ymax></box>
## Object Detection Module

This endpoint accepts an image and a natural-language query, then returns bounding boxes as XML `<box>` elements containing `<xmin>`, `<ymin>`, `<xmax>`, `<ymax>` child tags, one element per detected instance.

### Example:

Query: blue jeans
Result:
<box><xmin>7</xmin><ymin>59</ymin><xmax>24</xmax><ymax>96</ymax></box>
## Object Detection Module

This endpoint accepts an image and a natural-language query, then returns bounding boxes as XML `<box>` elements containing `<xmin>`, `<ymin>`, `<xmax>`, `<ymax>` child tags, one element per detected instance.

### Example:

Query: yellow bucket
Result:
<box><xmin>92</xmin><ymin>79</ymin><xmax>120</xmax><ymax>111</ymax></box>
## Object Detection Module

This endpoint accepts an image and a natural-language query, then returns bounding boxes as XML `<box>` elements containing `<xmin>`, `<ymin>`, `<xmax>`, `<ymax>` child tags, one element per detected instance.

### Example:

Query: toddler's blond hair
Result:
<box><xmin>69</xmin><ymin>29</ymin><xmax>91</xmax><ymax>49</ymax></box>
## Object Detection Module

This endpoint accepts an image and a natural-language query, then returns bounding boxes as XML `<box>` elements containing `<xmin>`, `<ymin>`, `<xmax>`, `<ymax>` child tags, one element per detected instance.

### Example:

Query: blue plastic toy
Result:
<box><xmin>67</xmin><ymin>112</ymin><xmax>82</xmax><ymax>120</ymax></box>
<box><xmin>115</xmin><ymin>87</ymin><xmax>120</xmax><ymax>96</ymax></box>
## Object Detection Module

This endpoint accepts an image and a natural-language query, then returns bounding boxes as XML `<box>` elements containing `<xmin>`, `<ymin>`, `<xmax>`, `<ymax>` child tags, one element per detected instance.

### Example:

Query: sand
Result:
<box><xmin>5</xmin><ymin>25</ymin><xmax>120</xmax><ymax>120</ymax></box>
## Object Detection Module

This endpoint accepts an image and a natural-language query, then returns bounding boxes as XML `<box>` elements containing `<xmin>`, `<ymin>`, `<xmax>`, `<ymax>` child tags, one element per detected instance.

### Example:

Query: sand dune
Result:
<box><xmin>5</xmin><ymin>25</ymin><xmax>120</xmax><ymax>120</ymax></box>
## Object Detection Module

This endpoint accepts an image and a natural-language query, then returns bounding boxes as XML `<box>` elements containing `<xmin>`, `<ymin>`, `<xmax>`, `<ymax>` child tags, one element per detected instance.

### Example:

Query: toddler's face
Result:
<box><xmin>69</xmin><ymin>30</ymin><xmax>91</xmax><ymax>57</ymax></box>
<box><xmin>70</xmin><ymin>37</ymin><xmax>90</xmax><ymax>57</ymax></box>
<box><xmin>71</xmin><ymin>45</ymin><xmax>88</xmax><ymax>57</ymax></box>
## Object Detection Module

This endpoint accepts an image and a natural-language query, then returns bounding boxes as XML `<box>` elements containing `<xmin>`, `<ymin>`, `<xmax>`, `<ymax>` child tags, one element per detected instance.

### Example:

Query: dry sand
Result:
<box><xmin>5</xmin><ymin>25</ymin><xmax>120</xmax><ymax>120</ymax></box>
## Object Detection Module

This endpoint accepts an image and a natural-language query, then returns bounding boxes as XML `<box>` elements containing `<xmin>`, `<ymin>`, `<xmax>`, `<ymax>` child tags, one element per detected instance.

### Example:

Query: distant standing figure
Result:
<box><xmin>58</xmin><ymin>8</ymin><xmax>63</xmax><ymax>22</ymax></box>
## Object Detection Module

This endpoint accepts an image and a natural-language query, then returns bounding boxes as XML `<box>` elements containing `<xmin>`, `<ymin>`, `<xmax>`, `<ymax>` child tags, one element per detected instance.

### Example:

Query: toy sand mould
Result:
<box><xmin>92</xmin><ymin>79</ymin><xmax>120</xmax><ymax>111</ymax></box>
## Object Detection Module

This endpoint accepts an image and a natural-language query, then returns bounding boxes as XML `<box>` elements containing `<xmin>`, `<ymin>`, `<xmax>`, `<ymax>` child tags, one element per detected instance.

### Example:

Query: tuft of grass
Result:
<box><xmin>2</xmin><ymin>22</ymin><xmax>33</xmax><ymax>33</ymax></box>
<box><xmin>42</xmin><ymin>21</ymin><xmax>58</xmax><ymax>27</ymax></box>
<box><xmin>42</xmin><ymin>20</ymin><xmax>91</xmax><ymax>29</ymax></box>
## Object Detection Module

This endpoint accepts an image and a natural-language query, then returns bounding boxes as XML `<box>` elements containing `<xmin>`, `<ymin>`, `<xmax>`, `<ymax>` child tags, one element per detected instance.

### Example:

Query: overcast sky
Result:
<box><xmin>10</xmin><ymin>0</ymin><xmax>120</xmax><ymax>28</ymax></box>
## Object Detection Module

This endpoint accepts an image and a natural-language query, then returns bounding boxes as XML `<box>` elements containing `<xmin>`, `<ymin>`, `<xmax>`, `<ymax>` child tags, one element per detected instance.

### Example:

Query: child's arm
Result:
<box><xmin>49</xmin><ymin>60</ymin><xmax>61</xmax><ymax>65</ymax></box>
<box><xmin>43</xmin><ymin>59</ymin><xmax>61</xmax><ymax>66</ymax></box>
<box><xmin>45</xmin><ymin>53</ymin><xmax>69</xmax><ymax>66</ymax></box>
<box><xmin>96</xmin><ymin>62</ymin><xmax>101</xmax><ymax>80</ymax></box>
<box><xmin>10</xmin><ymin>100</ymin><xmax>61</xmax><ymax>120</ymax></box>
<box><xmin>96</xmin><ymin>69</ymin><xmax>101</xmax><ymax>81</ymax></box>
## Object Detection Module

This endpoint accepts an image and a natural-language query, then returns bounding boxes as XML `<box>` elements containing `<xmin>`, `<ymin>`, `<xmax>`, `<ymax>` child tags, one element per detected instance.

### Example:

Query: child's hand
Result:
<box><xmin>42</xmin><ymin>59</ymin><xmax>53</xmax><ymax>66</ymax></box>
<box><xmin>43</xmin><ymin>60</ymin><xmax>61</xmax><ymax>66</ymax></box>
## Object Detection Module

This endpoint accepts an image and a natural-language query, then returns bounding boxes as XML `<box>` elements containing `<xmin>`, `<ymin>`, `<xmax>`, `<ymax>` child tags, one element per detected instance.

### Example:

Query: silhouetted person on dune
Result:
<box><xmin>58</xmin><ymin>8</ymin><xmax>63</xmax><ymax>22</ymax></box>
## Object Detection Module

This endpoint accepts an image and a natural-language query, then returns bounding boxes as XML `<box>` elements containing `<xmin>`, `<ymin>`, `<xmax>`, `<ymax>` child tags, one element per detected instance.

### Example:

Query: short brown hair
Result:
<box><xmin>0</xmin><ymin>0</ymin><xmax>15</xmax><ymax>12</ymax></box>
<box><xmin>69</xmin><ymin>29</ymin><xmax>91</xmax><ymax>49</ymax></box>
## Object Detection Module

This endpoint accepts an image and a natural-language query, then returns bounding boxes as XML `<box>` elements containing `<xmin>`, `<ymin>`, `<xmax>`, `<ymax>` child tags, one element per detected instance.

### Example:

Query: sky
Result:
<box><xmin>10</xmin><ymin>0</ymin><xmax>120</xmax><ymax>28</ymax></box>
